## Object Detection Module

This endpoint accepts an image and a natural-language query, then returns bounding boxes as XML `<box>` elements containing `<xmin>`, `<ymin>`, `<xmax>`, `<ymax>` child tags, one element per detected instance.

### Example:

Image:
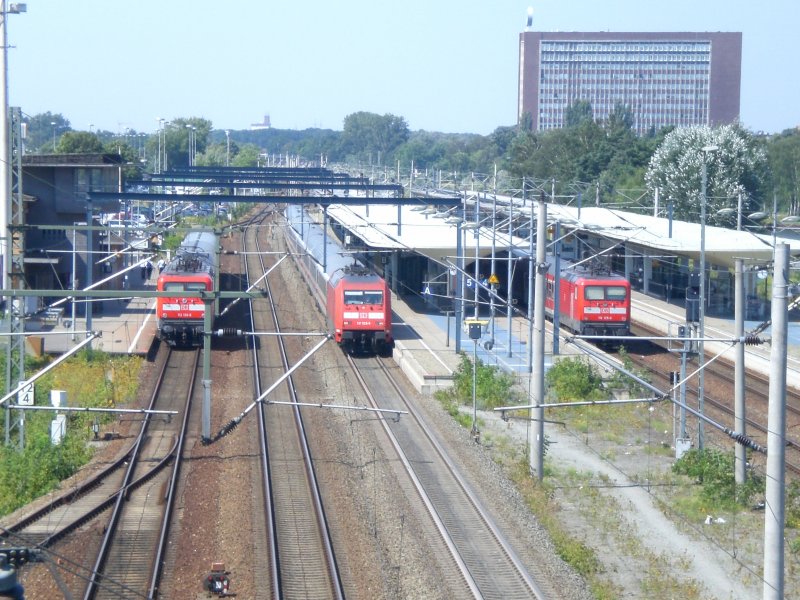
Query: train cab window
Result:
<box><xmin>344</xmin><ymin>290</ymin><xmax>383</xmax><ymax>305</ymax></box>
<box><xmin>606</xmin><ymin>286</ymin><xmax>627</xmax><ymax>301</ymax></box>
<box><xmin>584</xmin><ymin>286</ymin><xmax>605</xmax><ymax>300</ymax></box>
<box><xmin>164</xmin><ymin>282</ymin><xmax>207</xmax><ymax>292</ymax></box>
<box><xmin>585</xmin><ymin>285</ymin><xmax>627</xmax><ymax>301</ymax></box>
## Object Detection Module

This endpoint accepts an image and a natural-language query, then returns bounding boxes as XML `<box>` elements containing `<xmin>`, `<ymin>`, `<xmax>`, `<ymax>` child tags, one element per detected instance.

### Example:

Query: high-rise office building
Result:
<box><xmin>518</xmin><ymin>31</ymin><xmax>742</xmax><ymax>135</ymax></box>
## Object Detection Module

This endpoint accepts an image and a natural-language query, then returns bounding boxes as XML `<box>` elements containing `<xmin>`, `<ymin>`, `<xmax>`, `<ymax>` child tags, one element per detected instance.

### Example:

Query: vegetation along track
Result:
<box><xmin>347</xmin><ymin>354</ymin><xmax>551</xmax><ymax>599</ymax></box>
<box><xmin>243</xmin><ymin>213</ymin><xmax>343</xmax><ymax>599</ymax></box>
<box><xmin>621</xmin><ymin>321</ymin><xmax>800</xmax><ymax>474</ymax></box>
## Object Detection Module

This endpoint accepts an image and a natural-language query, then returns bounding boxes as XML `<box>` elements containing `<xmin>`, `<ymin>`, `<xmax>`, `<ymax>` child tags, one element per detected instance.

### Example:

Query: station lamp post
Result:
<box><xmin>225</xmin><ymin>130</ymin><xmax>230</xmax><ymax>167</ymax></box>
<box><xmin>0</xmin><ymin>1</ymin><xmax>26</xmax><ymax>297</ymax></box>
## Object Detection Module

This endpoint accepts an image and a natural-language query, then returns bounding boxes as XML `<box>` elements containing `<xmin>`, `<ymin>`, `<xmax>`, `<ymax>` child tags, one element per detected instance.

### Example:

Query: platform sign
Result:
<box><xmin>17</xmin><ymin>380</ymin><xmax>34</xmax><ymax>406</ymax></box>
<box><xmin>423</xmin><ymin>285</ymin><xmax>431</xmax><ymax>295</ymax></box>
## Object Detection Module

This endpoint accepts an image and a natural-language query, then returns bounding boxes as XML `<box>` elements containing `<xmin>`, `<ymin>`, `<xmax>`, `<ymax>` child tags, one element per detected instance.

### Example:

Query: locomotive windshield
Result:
<box><xmin>344</xmin><ymin>290</ymin><xmax>383</xmax><ymax>305</ymax></box>
<box><xmin>164</xmin><ymin>282</ymin><xmax>208</xmax><ymax>292</ymax></box>
<box><xmin>585</xmin><ymin>285</ymin><xmax>627</xmax><ymax>301</ymax></box>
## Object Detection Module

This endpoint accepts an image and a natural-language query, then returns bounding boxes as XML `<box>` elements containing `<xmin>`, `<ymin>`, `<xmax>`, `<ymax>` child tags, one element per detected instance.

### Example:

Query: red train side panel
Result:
<box><xmin>326</xmin><ymin>266</ymin><xmax>393</xmax><ymax>356</ymax></box>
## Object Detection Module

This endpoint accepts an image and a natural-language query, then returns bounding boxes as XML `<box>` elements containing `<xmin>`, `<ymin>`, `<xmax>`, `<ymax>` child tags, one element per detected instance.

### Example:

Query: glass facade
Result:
<box><xmin>536</xmin><ymin>40</ymin><xmax>712</xmax><ymax>135</ymax></box>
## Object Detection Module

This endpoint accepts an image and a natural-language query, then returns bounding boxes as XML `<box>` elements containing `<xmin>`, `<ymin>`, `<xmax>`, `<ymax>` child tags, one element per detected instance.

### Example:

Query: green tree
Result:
<box><xmin>161</xmin><ymin>117</ymin><xmax>213</xmax><ymax>168</ymax></box>
<box><xmin>450</xmin><ymin>354</ymin><xmax>518</xmax><ymax>410</ymax></box>
<box><xmin>340</xmin><ymin>111</ymin><xmax>409</xmax><ymax>162</ymax></box>
<box><xmin>231</xmin><ymin>143</ymin><xmax>262</xmax><ymax>167</ymax></box>
<box><xmin>673</xmin><ymin>448</ymin><xmax>763</xmax><ymax>507</ymax></box>
<box><xmin>56</xmin><ymin>131</ymin><xmax>104</xmax><ymax>153</ymax></box>
<box><xmin>768</xmin><ymin>129</ymin><xmax>800</xmax><ymax>215</ymax></box>
<box><xmin>645</xmin><ymin>124</ymin><xmax>769</xmax><ymax>224</ymax></box>
<box><xmin>564</xmin><ymin>100</ymin><xmax>594</xmax><ymax>128</ymax></box>
<box><xmin>518</xmin><ymin>111</ymin><xmax>533</xmax><ymax>132</ymax></box>
<box><xmin>195</xmin><ymin>142</ymin><xmax>228</xmax><ymax>167</ymax></box>
<box><xmin>26</xmin><ymin>112</ymin><xmax>71</xmax><ymax>153</ymax></box>
<box><xmin>604</xmin><ymin>103</ymin><xmax>635</xmax><ymax>136</ymax></box>
<box><xmin>393</xmin><ymin>131</ymin><xmax>447</xmax><ymax>168</ymax></box>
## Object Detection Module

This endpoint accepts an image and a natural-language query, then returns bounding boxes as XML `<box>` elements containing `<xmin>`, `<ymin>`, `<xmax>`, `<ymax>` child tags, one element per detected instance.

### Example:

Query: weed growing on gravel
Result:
<box><xmin>639</xmin><ymin>552</ymin><xmax>705</xmax><ymax>599</ymax></box>
<box><xmin>508</xmin><ymin>461</ymin><xmax>611</xmax><ymax>586</ymax></box>
<box><xmin>548</xmin><ymin>463</ymin><xmax>710</xmax><ymax>599</ymax></box>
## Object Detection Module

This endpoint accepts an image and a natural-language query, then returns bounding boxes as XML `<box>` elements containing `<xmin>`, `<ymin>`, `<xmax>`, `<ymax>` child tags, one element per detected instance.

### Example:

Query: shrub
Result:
<box><xmin>672</xmin><ymin>448</ymin><xmax>764</xmax><ymax>508</ymax></box>
<box><xmin>545</xmin><ymin>357</ymin><xmax>604</xmax><ymax>401</ymax></box>
<box><xmin>448</xmin><ymin>353</ymin><xmax>519</xmax><ymax>410</ymax></box>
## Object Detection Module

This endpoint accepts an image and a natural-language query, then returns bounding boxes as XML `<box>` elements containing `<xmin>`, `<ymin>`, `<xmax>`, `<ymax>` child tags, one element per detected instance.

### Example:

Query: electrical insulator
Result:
<box><xmin>214</xmin><ymin>328</ymin><xmax>243</xmax><ymax>337</ymax></box>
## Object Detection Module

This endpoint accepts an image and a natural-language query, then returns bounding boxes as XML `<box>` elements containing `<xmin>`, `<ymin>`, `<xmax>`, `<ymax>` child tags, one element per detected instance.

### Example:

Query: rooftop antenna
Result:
<box><xmin>526</xmin><ymin>6</ymin><xmax>533</xmax><ymax>30</ymax></box>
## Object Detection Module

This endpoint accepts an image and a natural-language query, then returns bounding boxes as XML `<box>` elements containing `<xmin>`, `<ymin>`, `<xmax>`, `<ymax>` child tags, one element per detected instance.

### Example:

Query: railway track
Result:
<box><xmin>86</xmin><ymin>347</ymin><xmax>199</xmax><ymax>599</ymax></box>
<box><xmin>1</xmin><ymin>346</ymin><xmax>199</xmax><ymax>598</ymax></box>
<box><xmin>346</xmin><ymin>354</ymin><xmax>551</xmax><ymax>599</ymax></box>
<box><xmin>243</xmin><ymin>216</ymin><xmax>343</xmax><ymax>599</ymax></box>
<box><xmin>622</xmin><ymin>319</ymin><xmax>800</xmax><ymax>474</ymax></box>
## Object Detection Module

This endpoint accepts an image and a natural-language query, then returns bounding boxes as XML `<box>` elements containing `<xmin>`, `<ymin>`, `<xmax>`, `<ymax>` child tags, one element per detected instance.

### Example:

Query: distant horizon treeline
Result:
<box><xmin>19</xmin><ymin>105</ymin><xmax>800</xmax><ymax>218</ymax></box>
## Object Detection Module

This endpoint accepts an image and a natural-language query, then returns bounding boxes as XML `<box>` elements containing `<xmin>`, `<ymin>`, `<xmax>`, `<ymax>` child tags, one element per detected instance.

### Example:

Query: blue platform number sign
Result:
<box><xmin>423</xmin><ymin>285</ymin><xmax>431</xmax><ymax>295</ymax></box>
<box><xmin>466</xmin><ymin>279</ymin><xmax>473</xmax><ymax>288</ymax></box>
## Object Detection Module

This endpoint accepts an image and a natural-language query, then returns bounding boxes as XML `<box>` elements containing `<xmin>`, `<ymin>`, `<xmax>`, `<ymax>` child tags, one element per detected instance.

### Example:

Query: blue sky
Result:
<box><xmin>7</xmin><ymin>0</ymin><xmax>798</xmax><ymax>135</ymax></box>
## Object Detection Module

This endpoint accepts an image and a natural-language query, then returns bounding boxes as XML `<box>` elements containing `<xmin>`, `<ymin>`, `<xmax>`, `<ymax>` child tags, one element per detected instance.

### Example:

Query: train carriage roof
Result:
<box><xmin>164</xmin><ymin>230</ymin><xmax>217</xmax><ymax>275</ymax></box>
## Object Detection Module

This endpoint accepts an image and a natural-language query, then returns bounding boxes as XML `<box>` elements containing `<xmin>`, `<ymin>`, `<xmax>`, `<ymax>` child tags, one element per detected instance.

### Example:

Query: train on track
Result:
<box><xmin>285</xmin><ymin>209</ymin><xmax>394</xmax><ymax>356</ymax></box>
<box><xmin>545</xmin><ymin>259</ymin><xmax>631</xmax><ymax>337</ymax></box>
<box><xmin>156</xmin><ymin>231</ymin><xmax>218</xmax><ymax>347</ymax></box>
<box><xmin>327</xmin><ymin>265</ymin><xmax>393</xmax><ymax>356</ymax></box>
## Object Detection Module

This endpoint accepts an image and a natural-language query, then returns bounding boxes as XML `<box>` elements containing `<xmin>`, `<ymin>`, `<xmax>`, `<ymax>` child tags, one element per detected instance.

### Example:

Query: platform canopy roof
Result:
<box><xmin>326</xmin><ymin>203</ymin><xmax>529</xmax><ymax>264</ymax></box>
<box><xmin>328</xmin><ymin>197</ymin><xmax>800</xmax><ymax>271</ymax></box>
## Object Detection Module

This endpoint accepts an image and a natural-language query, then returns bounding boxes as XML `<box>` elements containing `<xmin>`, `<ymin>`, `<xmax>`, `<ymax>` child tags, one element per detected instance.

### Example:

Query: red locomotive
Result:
<box><xmin>545</xmin><ymin>261</ymin><xmax>630</xmax><ymax>337</ymax></box>
<box><xmin>326</xmin><ymin>265</ymin><xmax>393</xmax><ymax>356</ymax></box>
<box><xmin>156</xmin><ymin>231</ymin><xmax>217</xmax><ymax>347</ymax></box>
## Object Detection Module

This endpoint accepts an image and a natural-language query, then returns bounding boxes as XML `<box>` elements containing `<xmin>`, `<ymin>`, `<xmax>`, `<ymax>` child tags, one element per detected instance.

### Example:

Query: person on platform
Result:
<box><xmin>157</xmin><ymin>258</ymin><xmax>166</xmax><ymax>274</ymax></box>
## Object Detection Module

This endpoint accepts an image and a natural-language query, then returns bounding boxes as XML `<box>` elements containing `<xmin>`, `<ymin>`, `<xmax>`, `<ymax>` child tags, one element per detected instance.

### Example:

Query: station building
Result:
<box><xmin>19</xmin><ymin>154</ymin><xmax>149</xmax><ymax>314</ymax></box>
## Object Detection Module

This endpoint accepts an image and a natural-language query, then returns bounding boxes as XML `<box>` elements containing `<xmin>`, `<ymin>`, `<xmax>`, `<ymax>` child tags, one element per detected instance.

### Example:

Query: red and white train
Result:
<box><xmin>545</xmin><ymin>260</ymin><xmax>631</xmax><ymax>337</ymax></box>
<box><xmin>326</xmin><ymin>265</ymin><xmax>393</xmax><ymax>356</ymax></box>
<box><xmin>156</xmin><ymin>231</ymin><xmax>218</xmax><ymax>347</ymax></box>
<box><xmin>285</xmin><ymin>213</ymin><xmax>393</xmax><ymax>356</ymax></box>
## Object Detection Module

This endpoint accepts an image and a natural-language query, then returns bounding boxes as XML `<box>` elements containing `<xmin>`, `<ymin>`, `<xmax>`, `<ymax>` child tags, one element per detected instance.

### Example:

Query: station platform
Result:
<box><xmin>23</xmin><ymin>277</ymin><xmax>157</xmax><ymax>357</ymax></box>
<box><xmin>387</xmin><ymin>288</ymin><xmax>800</xmax><ymax>395</ymax></box>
